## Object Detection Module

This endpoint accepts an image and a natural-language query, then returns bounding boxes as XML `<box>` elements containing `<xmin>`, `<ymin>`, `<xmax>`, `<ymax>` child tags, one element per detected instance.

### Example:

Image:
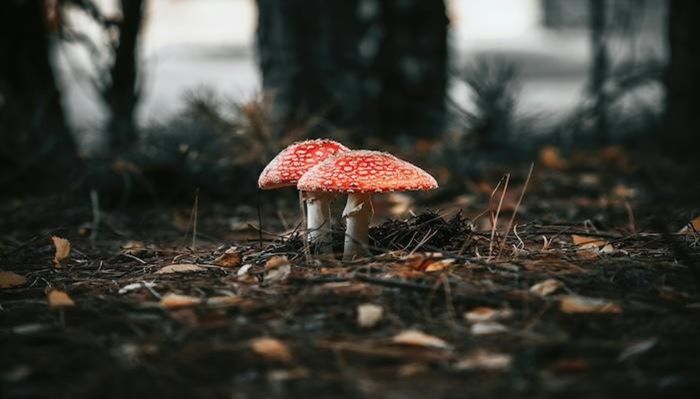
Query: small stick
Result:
<box><xmin>497</xmin><ymin>163</ymin><xmax>534</xmax><ymax>259</ymax></box>
<box><xmin>488</xmin><ymin>174</ymin><xmax>510</xmax><ymax>260</ymax></box>
<box><xmin>257</xmin><ymin>189</ymin><xmax>264</xmax><ymax>250</ymax></box>
<box><xmin>89</xmin><ymin>189</ymin><xmax>101</xmax><ymax>241</ymax></box>
<box><xmin>192</xmin><ymin>188</ymin><xmax>199</xmax><ymax>249</ymax></box>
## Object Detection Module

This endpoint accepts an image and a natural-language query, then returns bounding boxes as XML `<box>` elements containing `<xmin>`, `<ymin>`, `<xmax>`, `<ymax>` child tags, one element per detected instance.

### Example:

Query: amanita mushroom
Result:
<box><xmin>297</xmin><ymin>150</ymin><xmax>438</xmax><ymax>259</ymax></box>
<box><xmin>258</xmin><ymin>139</ymin><xmax>350</xmax><ymax>243</ymax></box>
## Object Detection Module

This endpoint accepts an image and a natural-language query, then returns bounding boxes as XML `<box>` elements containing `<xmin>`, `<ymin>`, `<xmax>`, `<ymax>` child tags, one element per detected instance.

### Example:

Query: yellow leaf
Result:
<box><xmin>530</xmin><ymin>278</ymin><xmax>564</xmax><ymax>297</ymax></box>
<box><xmin>213</xmin><ymin>247</ymin><xmax>242</xmax><ymax>268</ymax></box>
<box><xmin>464</xmin><ymin>307</ymin><xmax>513</xmax><ymax>323</ymax></box>
<box><xmin>391</xmin><ymin>330</ymin><xmax>452</xmax><ymax>350</ymax></box>
<box><xmin>155</xmin><ymin>264</ymin><xmax>205</xmax><ymax>274</ymax></box>
<box><xmin>424</xmin><ymin>258</ymin><xmax>455</xmax><ymax>272</ymax></box>
<box><xmin>357</xmin><ymin>303</ymin><xmax>383</xmax><ymax>328</ymax></box>
<box><xmin>539</xmin><ymin>146</ymin><xmax>568</xmax><ymax>170</ymax></box>
<box><xmin>264</xmin><ymin>255</ymin><xmax>289</xmax><ymax>269</ymax></box>
<box><xmin>160</xmin><ymin>293</ymin><xmax>201</xmax><ymax>309</ymax></box>
<box><xmin>560</xmin><ymin>296</ymin><xmax>622</xmax><ymax>314</ymax></box>
<box><xmin>679</xmin><ymin>216</ymin><xmax>700</xmax><ymax>234</ymax></box>
<box><xmin>571</xmin><ymin>235</ymin><xmax>607</xmax><ymax>249</ymax></box>
<box><xmin>250</xmin><ymin>337</ymin><xmax>292</xmax><ymax>362</ymax></box>
<box><xmin>51</xmin><ymin>236</ymin><xmax>70</xmax><ymax>268</ymax></box>
<box><xmin>0</xmin><ymin>271</ymin><xmax>27</xmax><ymax>288</ymax></box>
<box><xmin>206</xmin><ymin>296</ymin><xmax>242</xmax><ymax>308</ymax></box>
<box><xmin>47</xmin><ymin>289</ymin><xmax>75</xmax><ymax>309</ymax></box>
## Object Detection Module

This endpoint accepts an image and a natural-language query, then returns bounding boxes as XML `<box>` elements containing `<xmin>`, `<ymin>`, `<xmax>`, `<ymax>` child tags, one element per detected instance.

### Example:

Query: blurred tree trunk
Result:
<box><xmin>0</xmin><ymin>0</ymin><xmax>82</xmax><ymax>191</ymax></box>
<box><xmin>589</xmin><ymin>0</ymin><xmax>608</xmax><ymax>143</ymax></box>
<box><xmin>256</xmin><ymin>0</ymin><xmax>362</xmax><ymax>136</ymax></box>
<box><xmin>255</xmin><ymin>0</ymin><xmax>447</xmax><ymax>142</ymax></box>
<box><xmin>104</xmin><ymin>0</ymin><xmax>144</xmax><ymax>151</ymax></box>
<box><xmin>666</xmin><ymin>0</ymin><xmax>700</xmax><ymax>158</ymax></box>
<box><xmin>370</xmin><ymin>0</ymin><xmax>448</xmax><ymax>141</ymax></box>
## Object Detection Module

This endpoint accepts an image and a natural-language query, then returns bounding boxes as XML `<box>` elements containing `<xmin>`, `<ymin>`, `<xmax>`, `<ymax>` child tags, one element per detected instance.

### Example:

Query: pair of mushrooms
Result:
<box><xmin>258</xmin><ymin>139</ymin><xmax>437</xmax><ymax>259</ymax></box>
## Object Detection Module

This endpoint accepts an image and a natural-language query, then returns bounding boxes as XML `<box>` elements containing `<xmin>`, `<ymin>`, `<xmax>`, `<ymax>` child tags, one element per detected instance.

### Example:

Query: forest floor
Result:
<box><xmin>1</xmin><ymin>148</ymin><xmax>699</xmax><ymax>399</ymax></box>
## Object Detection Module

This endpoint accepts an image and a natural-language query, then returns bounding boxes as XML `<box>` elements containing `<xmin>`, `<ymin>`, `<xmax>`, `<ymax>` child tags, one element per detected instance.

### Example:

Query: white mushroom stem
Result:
<box><xmin>342</xmin><ymin>192</ymin><xmax>374</xmax><ymax>260</ymax></box>
<box><xmin>303</xmin><ymin>191</ymin><xmax>334</xmax><ymax>243</ymax></box>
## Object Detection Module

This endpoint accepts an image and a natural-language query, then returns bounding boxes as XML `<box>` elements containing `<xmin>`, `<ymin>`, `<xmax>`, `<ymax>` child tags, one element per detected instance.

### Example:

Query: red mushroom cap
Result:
<box><xmin>297</xmin><ymin>150</ymin><xmax>438</xmax><ymax>193</ymax></box>
<box><xmin>258</xmin><ymin>139</ymin><xmax>350</xmax><ymax>189</ymax></box>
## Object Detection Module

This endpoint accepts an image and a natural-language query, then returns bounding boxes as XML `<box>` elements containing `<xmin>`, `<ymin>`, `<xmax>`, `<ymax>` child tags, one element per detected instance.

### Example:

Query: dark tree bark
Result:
<box><xmin>104</xmin><ymin>0</ymin><xmax>144</xmax><ymax>151</ymax></box>
<box><xmin>0</xmin><ymin>0</ymin><xmax>82</xmax><ymax>191</ymax></box>
<box><xmin>665</xmin><ymin>0</ymin><xmax>700</xmax><ymax>158</ymax></box>
<box><xmin>255</xmin><ymin>0</ymin><xmax>447</xmax><ymax>143</ymax></box>
<box><xmin>372</xmin><ymin>0</ymin><xmax>448</xmax><ymax>140</ymax></box>
<box><xmin>589</xmin><ymin>0</ymin><xmax>608</xmax><ymax>143</ymax></box>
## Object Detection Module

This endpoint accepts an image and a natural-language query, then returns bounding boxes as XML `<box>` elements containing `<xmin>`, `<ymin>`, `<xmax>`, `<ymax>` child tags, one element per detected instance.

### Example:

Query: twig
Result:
<box><xmin>89</xmin><ymin>189</ymin><xmax>101</xmax><ymax>241</ymax></box>
<box><xmin>497</xmin><ymin>163</ymin><xmax>534</xmax><ymax>259</ymax></box>
<box><xmin>192</xmin><ymin>188</ymin><xmax>200</xmax><ymax>249</ymax></box>
<box><xmin>488</xmin><ymin>174</ymin><xmax>510</xmax><ymax>260</ymax></box>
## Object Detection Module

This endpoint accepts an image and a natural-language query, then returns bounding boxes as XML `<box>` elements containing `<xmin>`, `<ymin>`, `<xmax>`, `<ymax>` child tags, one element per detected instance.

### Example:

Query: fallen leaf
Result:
<box><xmin>424</xmin><ymin>258</ymin><xmax>455</xmax><ymax>272</ymax></box>
<box><xmin>0</xmin><ymin>271</ymin><xmax>27</xmax><ymax>288</ymax></box>
<box><xmin>357</xmin><ymin>303</ymin><xmax>383</xmax><ymax>328</ymax></box>
<box><xmin>464</xmin><ymin>307</ymin><xmax>513</xmax><ymax>323</ymax></box>
<box><xmin>398</xmin><ymin>362</ymin><xmax>428</xmax><ymax>377</ymax></box>
<box><xmin>679</xmin><ymin>216</ymin><xmax>700</xmax><ymax>234</ymax></box>
<box><xmin>206</xmin><ymin>295</ymin><xmax>242</xmax><ymax>308</ymax></box>
<box><xmin>155</xmin><ymin>263</ymin><xmax>205</xmax><ymax>274</ymax></box>
<box><xmin>560</xmin><ymin>296</ymin><xmax>622</xmax><ymax>314</ymax></box>
<box><xmin>51</xmin><ymin>236</ymin><xmax>70</xmax><ymax>268</ymax></box>
<box><xmin>571</xmin><ymin>234</ymin><xmax>607</xmax><ymax>249</ymax></box>
<box><xmin>470</xmin><ymin>321</ymin><xmax>509</xmax><ymax>336</ymax></box>
<box><xmin>264</xmin><ymin>264</ymin><xmax>291</xmax><ymax>284</ymax></box>
<box><xmin>213</xmin><ymin>247</ymin><xmax>242</xmax><ymax>268</ymax></box>
<box><xmin>118</xmin><ymin>281</ymin><xmax>156</xmax><ymax>295</ymax></box>
<box><xmin>392</xmin><ymin>330</ymin><xmax>452</xmax><ymax>350</ymax></box>
<box><xmin>539</xmin><ymin>146</ymin><xmax>568</xmax><ymax>170</ymax></box>
<box><xmin>47</xmin><ymin>289</ymin><xmax>75</xmax><ymax>309</ymax></box>
<box><xmin>265</xmin><ymin>255</ymin><xmax>289</xmax><ymax>269</ymax></box>
<box><xmin>160</xmin><ymin>293</ymin><xmax>201</xmax><ymax>309</ymax></box>
<box><xmin>454</xmin><ymin>349</ymin><xmax>512</xmax><ymax>371</ymax></box>
<box><xmin>250</xmin><ymin>337</ymin><xmax>292</xmax><ymax>362</ymax></box>
<box><xmin>617</xmin><ymin>337</ymin><xmax>657</xmax><ymax>362</ymax></box>
<box><xmin>530</xmin><ymin>278</ymin><xmax>564</xmax><ymax>297</ymax></box>
<box><xmin>121</xmin><ymin>241</ymin><xmax>148</xmax><ymax>256</ymax></box>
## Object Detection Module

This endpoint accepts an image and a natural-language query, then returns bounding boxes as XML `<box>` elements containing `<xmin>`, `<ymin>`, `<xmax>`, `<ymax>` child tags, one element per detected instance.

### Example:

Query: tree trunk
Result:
<box><xmin>589</xmin><ymin>0</ymin><xmax>608</xmax><ymax>143</ymax></box>
<box><xmin>255</xmin><ymin>0</ymin><xmax>447</xmax><ymax>143</ymax></box>
<box><xmin>0</xmin><ymin>0</ymin><xmax>82</xmax><ymax>192</ymax></box>
<box><xmin>104</xmin><ymin>0</ymin><xmax>144</xmax><ymax>151</ymax></box>
<box><xmin>371</xmin><ymin>0</ymin><xmax>448</xmax><ymax>141</ymax></box>
<box><xmin>666</xmin><ymin>0</ymin><xmax>700</xmax><ymax>158</ymax></box>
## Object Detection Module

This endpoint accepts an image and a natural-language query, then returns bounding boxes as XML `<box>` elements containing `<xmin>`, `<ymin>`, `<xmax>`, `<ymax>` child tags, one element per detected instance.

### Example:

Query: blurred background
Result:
<box><xmin>0</xmin><ymin>0</ymin><xmax>696</xmax><ymax>202</ymax></box>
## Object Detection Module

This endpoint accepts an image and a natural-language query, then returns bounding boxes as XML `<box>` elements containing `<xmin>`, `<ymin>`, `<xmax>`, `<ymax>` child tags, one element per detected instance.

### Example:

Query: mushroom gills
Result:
<box><xmin>342</xmin><ymin>192</ymin><xmax>374</xmax><ymax>260</ymax></box>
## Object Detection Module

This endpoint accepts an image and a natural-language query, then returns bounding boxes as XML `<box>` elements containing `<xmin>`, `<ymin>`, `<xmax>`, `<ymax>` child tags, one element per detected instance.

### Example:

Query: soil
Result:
<box><xmin>1</xmin><ymin>155</ymin><xmax>699</xmax><ymax>399</ymax></box>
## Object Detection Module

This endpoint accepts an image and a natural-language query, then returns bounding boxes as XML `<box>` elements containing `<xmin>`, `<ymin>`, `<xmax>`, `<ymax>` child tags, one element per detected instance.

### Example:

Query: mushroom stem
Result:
<box><xmin>303</xmin><ymin>191</ymin><xmax>334</xmax><ymax>248</ymax></box>
<box><xmin>342</xmin><ymin>192</ymin><xmax>374</xmax><ymax>260</ymax></box>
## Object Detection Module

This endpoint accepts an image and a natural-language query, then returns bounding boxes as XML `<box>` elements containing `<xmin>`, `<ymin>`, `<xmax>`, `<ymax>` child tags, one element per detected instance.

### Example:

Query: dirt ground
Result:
<box><xmin>1</xmin><ymin>152</ymin><xmax>699</xmax><ymax>399</ymax></box>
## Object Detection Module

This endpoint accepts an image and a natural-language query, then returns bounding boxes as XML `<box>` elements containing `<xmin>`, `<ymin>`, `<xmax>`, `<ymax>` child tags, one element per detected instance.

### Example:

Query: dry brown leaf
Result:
<box><xmin>265</xmin><ymin>255</ymin><xmax>289</xmax><ymax>269</ymax></box>
<box><xmin>160</xmin><ymin>293</ymin><xmax>201</xmax><ymax>309</ymax></box>
<box><xmin>206</xmin><ymin>295</ymin><xmax>242</xmax><ymax>308</ymax></box>
<box><xmin>530</xmin><ymin>278</ymin><xmax>564</xmax><ymax>297</ymax></box>
<box><xmin>47</xmin><ymin>289</ymin><xmax>75</xmax><ymax>309</ymax></box>
<box><xmin>155</xmin><ymin>263</ymin><xmax>205</xmax><ymax>274</ymax></box>
<box><xmin>464</xmin><ymin>307</ymin><xmax>513</xmax><ymax>323</ymax></box>
<box><xmin>424</xmin><ymin>258</ymin><xmax>455</xmax><ymax>272</ymax></box>
<box><xmin>454</xmin><ymin>349</ymin><xmax>512</xmax><ymax>371</ymax></box>
<box><xmin>264</xmin><ymin>264</ymin><xmax>291</xmax><ymax>284</ymax></box>
<box><xmin>121</xmin><ymin>241</ymin><xmax>148</xmax><ymax>256</ymax></box>
<box><xmin>357</xmin><ymin>303</ymin><xmax>383</xmax><ymax>328</ymax></box>
<box><xmin>392</xmin><ymin>330</ymin><xmax>452</xmax><ymax>350</ymax></box>
<box><xmin>470</xmin><ymin>321</ymin><xmax>509</xmax><ymax>336</ymax></box>
<box><xmin>539</xmin><ymin>146</ymin><xmax>568</xmax><ymax>170</ymax></box>
<box><xmin>213</xmin><ymin>247</ymin><xmax>242</xmax><ymax>268</ymax></box>
<box><xmin>51</xmin><ymin>236</ymin><xmax>70</xmax><ymax>268</ymax></box>
<box><xmin>560</xmin><ymin>296</ymin><xmax>622</xmax><ymax>314</ymax></box>
<box><xmin>679</xmin><ymin>216</ymin><xmax>700</xmax><ymax>234</ymax></box>
<box><xmin>250</xmin><ymin>337</ymin><xmax>292</xmax><ymax>362</ymax></box>
<box><xmin>0</xmin><ymin>271</ymin><xmax>27</xmax><ymax>289</ymax></box>
<box><xmin>571</xmin><ymin>235</ymin><xmax>607</xmax><ymax>249</ymax></box>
